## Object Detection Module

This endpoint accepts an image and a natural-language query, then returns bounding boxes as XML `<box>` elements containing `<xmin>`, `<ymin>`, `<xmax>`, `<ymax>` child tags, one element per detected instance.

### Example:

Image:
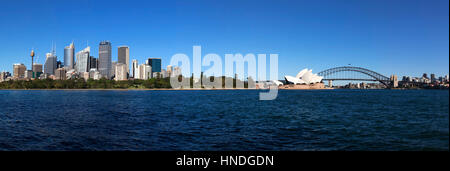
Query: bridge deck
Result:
<box><xmin>322</xmin><ymin>79</ymin><xmax>381</xmax><ymax>81</ymax></box>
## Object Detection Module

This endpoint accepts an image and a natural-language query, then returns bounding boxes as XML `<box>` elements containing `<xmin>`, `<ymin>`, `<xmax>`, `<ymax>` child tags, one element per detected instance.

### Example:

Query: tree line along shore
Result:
<box><xmin>0</xmin><ymin>76</ymin><xmax>255</xmax><ymax>89</ymax></box>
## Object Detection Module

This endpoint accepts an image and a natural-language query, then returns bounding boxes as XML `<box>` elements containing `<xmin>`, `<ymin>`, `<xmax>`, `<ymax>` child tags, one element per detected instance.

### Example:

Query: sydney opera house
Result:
<box><xmin>280</xmin><ymin>68</ymin><xmax>327</xmax><ymax>89</ymax></box>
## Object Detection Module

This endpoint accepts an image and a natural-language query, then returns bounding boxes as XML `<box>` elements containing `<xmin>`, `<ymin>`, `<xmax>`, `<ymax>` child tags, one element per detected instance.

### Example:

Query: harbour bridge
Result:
<box><xmin>317</xmin><ymin>66</ymin><xmax>391</xmax><ymax>87</ymax></box>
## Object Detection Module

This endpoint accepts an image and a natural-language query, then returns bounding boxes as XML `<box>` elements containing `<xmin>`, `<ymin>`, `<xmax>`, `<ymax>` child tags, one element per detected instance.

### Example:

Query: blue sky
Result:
<box><xmin>0</xmin><ymin>0</ymin><xmax>448</xmax><ymax>79</ymax></box>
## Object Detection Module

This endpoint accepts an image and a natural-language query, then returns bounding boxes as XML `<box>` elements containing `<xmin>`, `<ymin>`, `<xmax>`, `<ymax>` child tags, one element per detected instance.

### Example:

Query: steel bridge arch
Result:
<box><xmin>317</xmin><ymin>66</ymin><xmax>391</xmax><ymax>86</ymax></box>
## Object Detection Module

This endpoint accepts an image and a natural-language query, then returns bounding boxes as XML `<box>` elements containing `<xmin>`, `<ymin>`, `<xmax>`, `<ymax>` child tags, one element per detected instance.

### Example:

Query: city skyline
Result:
<box><xmin>0</xmin><ymin>0</ymin><xmax>448</xmax><ymax>78</ymax></box>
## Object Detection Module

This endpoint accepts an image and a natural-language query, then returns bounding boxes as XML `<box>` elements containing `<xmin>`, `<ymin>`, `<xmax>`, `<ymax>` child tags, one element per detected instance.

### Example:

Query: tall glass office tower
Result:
<box><xmin>75</xmin><ymin>46</ymin><xmax>90</xmax><ymax>73</ymax></box>
<box><xmin>64</xmin><ymin>42</ymin><xmax>75</xmax><ymax>70</ymax></box>
<box><xmin>147</xmin><ymin>58</ymin><xmax>161</xmax><ymax>73</ymax></box>
<box><xmin>44</xmin><ymin>52</ymin><xmax>57</xmax><ymax>75</ymax></box>
<box><xmin>118</xmin><ymin>46</ymin><xmax>129</xmax><ymax>75</ymax></box>
<box><xmin>98</xmin><ymin>41</ymin><xmax>112</xmax><ymax>78</ymax></box>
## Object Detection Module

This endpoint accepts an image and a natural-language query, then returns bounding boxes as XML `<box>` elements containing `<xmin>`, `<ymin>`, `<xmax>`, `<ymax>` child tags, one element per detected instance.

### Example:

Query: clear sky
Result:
<box><xmin>0</xmin><ymin>0</ymin><xmax>448</xmax><ymax>79</ymax></box>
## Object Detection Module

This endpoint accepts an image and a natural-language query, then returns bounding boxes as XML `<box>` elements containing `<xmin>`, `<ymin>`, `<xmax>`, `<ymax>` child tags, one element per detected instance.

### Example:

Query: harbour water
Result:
<box><xmin>0</xmin><ymin>89</ymin><xmax>448</xmax><ymax>150</ymax></box>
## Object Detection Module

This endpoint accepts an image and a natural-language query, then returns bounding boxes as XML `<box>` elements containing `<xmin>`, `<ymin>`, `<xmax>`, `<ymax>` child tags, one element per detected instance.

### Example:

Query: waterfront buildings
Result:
<box><xmin>98</xmin><ymin>41</ymin><xmax>112</xmax><ymax>79</ymax></box>
<box><xmin>114</xmin><ymin>63</ymin><xmax>127</xmax><ymax>81</ymax></box>
<box><xmin>55</xmin><ymin>68</ymin><xmax>66</xmax><ymax>80</ymax></box>
<box><xmin>0</xmin><ymin>71</ymin><xmax>10</xmax><ymax>82</ymax></box>
<box><xmin>65</xmin><ymin>69</ymin><xmax>77</xmax><ymax>80</ymax></box>
<box><xmin>132</xmin><ymin>59</ymin><xmax>138</xmax><ymax>78</ymax></box>
<box><xmin>33</xmin><ymin>63</ymin><xmax>43</xmax><ymax>73</ymax></box>
<box><xmin>24</xmin><ymin>70</ymin><xmax>33</xmax><ymax>79</ymax></box>
<box><xmin>13</xmin><ymin>63</ymin><xmax>26</xmax><ymax>79</ymax></box>
<box><xmin>431</xmin><ymin>74</ymin><xmax>436</xmax><ymax>82</ymax></box>
<box><xmin>57</xmin><ymin>60</ymin><xmax>63</xmax><ymax>69</ymax></box>
<box><xmin>390</xmin><ymin>74</ymin><xmax>398</xmax><ymax>88</ymax></box>
<box><xmin>75</xmin><ymin>46</ymin><xmax>91</xmax><ymax>73</ymax></box>
<box><xmin>118</xmin><ymin>46</ymin><xmax>129</xmax><ymax>75</ymax></box>
<box><xmin>81</xmin><ymin>72</ymin><xmax>90</xmax><ymax>81</ymax></box>
<box><xmin>89</xmin><ymin>56</ymin><xmax>98</xmax><ymax>70</ymax></box>
<box><xmin>111</xmin><ymin>61</ymin><xmax>118</xmax><ymax>78</ymax></box>
<box><xmin>167</xmin><ymin>65</ymin><xmax>173</xmax><ymax>77</ymax></box>
<box><xmin>161</xmin><ymin>69</ymin><xmax>168</xmax><ymax>78</ymax></box>
<box><xmin>64</xmin><ymin>42</ymin><xmax>75</xmax><ymax>70</ymax></box>
<box><xmin>138</xmin><ymin>64</ymin><xmax>152</xmax><ymax>80</ymax></box>
<box><xmin>44</xmin><ymin>51</ymin><xmax>57</xmax><ymax>75</ymax></box>
<box><xmin>89</xmin><ymin>69</ymin><xmax>101</xmax><ymax>80</ymax></box>
<box><xmin>147</xmin><ymin>58</ymin><xmax>162</xmax><ymax>73</ymax></box>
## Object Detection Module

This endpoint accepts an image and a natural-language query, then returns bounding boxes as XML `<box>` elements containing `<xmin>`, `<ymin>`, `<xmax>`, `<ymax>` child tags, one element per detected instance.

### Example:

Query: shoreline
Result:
<box><xmin>0</xmin><ymin>88</ymin><xmax>261</xmax><ymax>91</ymax></box>
<box><xmin>0</xmin><ymin>88</ymin><xmax>446</xmax><ymax>91</ymax></box>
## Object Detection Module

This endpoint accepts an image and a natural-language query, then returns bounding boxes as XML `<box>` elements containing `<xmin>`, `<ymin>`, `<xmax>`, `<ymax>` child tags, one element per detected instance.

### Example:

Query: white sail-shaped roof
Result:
<box><xmin>284</xmin><ymin>68</ymin><xmax>323</xmax><ymax>85</ymax></box>
<box><xmin>296</xmin><ymin>68</ymin><xmax>308</xmax><ymax>78</ymax></box>
<box><xmin>285</xmin><ymin>75</ymin><xmax>306</xmax><ymax>84</ymax></box>
<box><xmin>271</xmin><ymin>80</ymin><xmax>284</xmax><ymax>86</ymax></box>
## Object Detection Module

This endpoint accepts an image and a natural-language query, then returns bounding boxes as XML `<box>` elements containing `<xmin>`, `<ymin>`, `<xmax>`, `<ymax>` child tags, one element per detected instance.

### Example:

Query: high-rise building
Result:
<box><xmin>98</xmin><ymin>41</ymin><xmax>112</xmax><ymax>79</ymax></box>
<box><xmin>138</xmin><ymin>64</ymin><xmax>152</xmax><ymax>80</ymax></box>
<box><xmin>390</xmin><ymin>75</ymin><xmax>398</xmax><ymax>88</ymax></box>
<box><xmin>118</xmin><ymin>46</ymin><xmax>129</xmax><ymax>75</ymax></box>
<box><xmin>111</xmin><ymin>61</ymin><xmax>118</xmax><ymax>78</ymax></box>
<box><xmin>147</xmin><ymin>58</ymin><xmax>161</xmax><ymax>73</ymax></box>
<box><xmin>430</xmin><ymin>74</ymin><xmax>436</xmax><ymax>82</ymax></box>
<box><xmin>132</xmin><ymin>59</ymin><xmax>138</xmax><ymax>78</ymax></box>
<box><xmin>57</xmin><ymin>60</ymin><xmax>63</xmax><ymax>69</ymax></box>
<box><xmin>89</xmin><ymin>56</ymin><xmax>98</xmax><ymax>69</ymax></box>
<box><xmin>44</xmin><ymin>52</ymin><xmax>57</xmax><ymax>75</ymax></box>
<box><xmin>55</xmin><ymin>68</ymin><xmax>66</xmax><ymax>80</ymax></box>
<box><xmin>32</xmin><ymin>63</ymin><xmax>43</xmax><ymax>78</ymax></box>
<box><xmin>75</xmin><ymin>46</ymin><xmax>91</xmax><ymax>73</ymax></box>
<box><xmin>24</xmin><ymin>70</ymin><xmax>33</xmax><ymax>79</ymax></box>
<box><xmin>422</xmin><ymin>73</ymin><xmax>428</xmax><ymax>79</ymax></box>
<box><xmin>64</xmin><ymin>42</ymin><xmax>75</xmax><ymax>70</ymax></box>
<box><xmin>0</xmin><ymin>71</ymin><xmax>10</xmax><ymax>82</ymax></box>
<box><xmin>13</xmin><ymin>63</ymin><xmax>26</xmax><ymax>78</ymax></box>
<box><xmin>33</xmin><ymin>63</ymin><xmax>43</xmax><ymax>73</ymax></box>
<box><xmin>115</xmin><ymin>63</ymin><xmax>127</xmax><ymax>81</ymax></box>
<box><xmin>161</xmin><ymin>69</ymin><xmax>168</xmax><ymax>78</ymax></box>
<box><xmin>167</xmin><ymin>65</ymin><xmax>173</xmax><ymax>77</ymax></box>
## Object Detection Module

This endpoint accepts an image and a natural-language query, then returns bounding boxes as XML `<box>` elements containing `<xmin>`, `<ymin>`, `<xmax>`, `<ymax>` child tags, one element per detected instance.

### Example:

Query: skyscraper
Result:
<box><xmin>64</xmin><ymin>42</ymin><xmax>75</xmax><ymax>70</ymax></box>
<box><xmin>89</xmin><ymin>56</ymin><xmax>98</xmax><ymax>69</ymax></box>
<box><xmin>430</xmin><ymin>74</ymin><xmax>436</xmax><ymax>82</ymax></box>
<box><xmin>33</xmin><ymin>63</ymin><xmax>43</xmax><ymax>78</ymax></box>
<box><xmin>390</xmin><ymin>74</ymin><xmax>398</xmax><ymax>88</ymax></box>
<box><xmin>55</xmin><ymin>68</ymin><xmax>66</xmax><ymax>80</ymax></box>
<box><xmin>132</xmin><ymin>59</ymin><xmax>138</xmax><ymax>78</ymax></box>
<box><xmin>33</xmin><ymin>63</ymin><xmax>43</xmax><ymax>73</ymax></box>
<box><xmin>44</xmin><ymin>51</ymin><xmax>57</xmax><ymax>75</ymax></box>
<box><xmin>118</xmin><ymin>46</ymin><xmax>129</xmax><ymax>75</ymax></box>
<box><xmin>57</xmin><ymin>60</ymin><xmax>63</xmax><ymax>69</ymax></box>
<box><xmin>13</xmin><ymin>63</ymin><xmax>26</xmax><ymax>78</ymax></box>
<box><xmin>75</xmin><ymin>46</ymin><xmax>91</xmax><ymax>73</ymax></box>
<box><xmin>138</xmin><ymin>64</ymin><xmax>151</xmax><ymax>79</ymax></box>
<box><xmin>98</xmin><ymin>41</ymin><xmax>112</xmax><ymax>79</ymax></box>
<box><xmin>111</xmin><ymin>61</ymin><xmax>118</xmax><ymax>78</ymax></box>
<box><xmin>147</xmin><ymin>58</ymin><xmax>162</xmax><ymax>73</ymax></box>
<box><xmin>167</xmin><ymin>65</ymin><xmax>173</xmax><ymax>77</ymax></box>
<box><xmin>115</xmin><ymin>63</ymin><xmax>127</xmax><ymax>81</ymax></box>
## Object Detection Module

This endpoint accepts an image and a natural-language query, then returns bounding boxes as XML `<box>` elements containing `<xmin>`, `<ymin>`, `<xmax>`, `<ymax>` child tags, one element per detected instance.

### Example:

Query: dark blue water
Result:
<box><xmin>0</xmin><ymin>89</ymin><xmax>448</xmax><ymax>151</ymax></box>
